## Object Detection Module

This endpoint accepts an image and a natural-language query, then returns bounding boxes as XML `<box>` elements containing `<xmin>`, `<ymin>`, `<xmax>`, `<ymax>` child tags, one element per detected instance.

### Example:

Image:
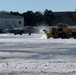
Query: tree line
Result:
<box><xmin>0</xmin><ymin>9</ymin><xmax>76</xmax><ymax>26</ymax></box>
<box><xmin>0</xmin><ymin>9</ymin><xmax>55</xmax><ymax>26</ymax></box>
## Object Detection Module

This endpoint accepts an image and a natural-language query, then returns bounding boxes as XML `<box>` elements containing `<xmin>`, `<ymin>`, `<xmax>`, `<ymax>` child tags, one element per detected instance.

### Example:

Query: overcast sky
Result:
<box><xmin>0</xmin><ymin>0</ymin><xmax>76</xmax><ymax>13</ymax></box>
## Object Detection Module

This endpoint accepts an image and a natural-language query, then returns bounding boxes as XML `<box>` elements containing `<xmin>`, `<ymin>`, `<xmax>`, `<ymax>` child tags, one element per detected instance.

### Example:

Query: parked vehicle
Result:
<box><xmin>5</xmin><ymin>26</ymin><xmax>36</xmax><ymax>35</ymax></box>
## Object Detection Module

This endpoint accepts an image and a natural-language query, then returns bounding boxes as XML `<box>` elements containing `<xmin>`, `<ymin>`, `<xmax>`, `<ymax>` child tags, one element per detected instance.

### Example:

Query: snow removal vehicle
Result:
<box><xmin>43</xmin><ymin>23</ymin><xmax>76</xmax><ymax>39</ymax></box>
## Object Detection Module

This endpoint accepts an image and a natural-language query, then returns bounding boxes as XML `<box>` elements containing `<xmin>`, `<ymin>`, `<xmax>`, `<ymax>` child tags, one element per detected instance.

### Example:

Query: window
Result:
<box><xmin>19</xmin><ymin>21</ymin><xmax>21</xmax><ymax>24</ymax></box>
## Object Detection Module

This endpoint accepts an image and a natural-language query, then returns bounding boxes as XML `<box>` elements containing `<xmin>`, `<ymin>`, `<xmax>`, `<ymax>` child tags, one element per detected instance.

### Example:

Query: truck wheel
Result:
<box><xmin>61</xmin><ymin>32</ymin><xmax>66</xmax><ymax>39</ymax></box>
<box><xmin>74</xmin><ymin>35</ymin><xmax>76</xmax><ymax>39</ymax></box>
<box><xmin>14</xmin><ymin>33</ymin><xmax>16</xmax><ymax>35</ymax></box>
<box><xmin>20</xmin><ymin>33</ymin><xmax>22</xmax><ymax>35</ymax></box>
<box><xmin>61</xmin><ymin>36</ymin><xmax>65</xmax><ymax>39</ymax></box>
<box><xmin>29</xmin><ymin>33</ymin><xmax>31</xmax><ymax>35</ymax></box>
<box><xmin>53</xmin><ymin>36</ymin><xmax>58</xmax><ymax>39</ymax></box>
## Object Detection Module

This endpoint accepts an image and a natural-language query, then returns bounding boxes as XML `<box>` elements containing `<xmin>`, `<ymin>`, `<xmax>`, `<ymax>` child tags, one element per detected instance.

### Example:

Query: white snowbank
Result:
<box><xmin>0</xmin><ymin>33</ymin><xmax>76</xmax><ymax>73</ymax></box>
<box><xmin>0</xmin><ymin>34</ymin><xmax>76</xmax><ymax>44</ymax></box>
<box><xmin>0</xmin><ymin>59</ymin><xmax>76</xmax><ymax>73</ymax></box>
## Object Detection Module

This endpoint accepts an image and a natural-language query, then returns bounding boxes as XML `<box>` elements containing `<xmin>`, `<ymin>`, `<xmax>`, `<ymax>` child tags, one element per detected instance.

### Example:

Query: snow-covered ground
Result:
<box><xmin>0</xmin><ymin>33</ymin><xmax>76</xmax><ymax>75</ymax></box>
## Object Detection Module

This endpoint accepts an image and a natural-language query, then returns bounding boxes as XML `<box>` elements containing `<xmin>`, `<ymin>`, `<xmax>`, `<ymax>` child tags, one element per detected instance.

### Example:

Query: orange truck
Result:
<box><xmin>43</xmin><ymin>24</ymin><xmax>76</xmax><ymax>39</ymax></box>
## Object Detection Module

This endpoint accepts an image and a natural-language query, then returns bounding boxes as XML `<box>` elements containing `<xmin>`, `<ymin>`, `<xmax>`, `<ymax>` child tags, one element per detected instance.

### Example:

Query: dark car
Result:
<box><xmin>5</xmin><ymin>26</ymin><xmax>36</xmax><ymax>35</ymax></box>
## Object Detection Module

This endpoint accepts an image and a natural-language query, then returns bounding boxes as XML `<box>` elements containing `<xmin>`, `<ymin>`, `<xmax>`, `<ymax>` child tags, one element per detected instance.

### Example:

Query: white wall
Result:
<box><xmin>0</xmin><ymin>18</ymin><xmax>24</xmax><ymax>30</ymax></box>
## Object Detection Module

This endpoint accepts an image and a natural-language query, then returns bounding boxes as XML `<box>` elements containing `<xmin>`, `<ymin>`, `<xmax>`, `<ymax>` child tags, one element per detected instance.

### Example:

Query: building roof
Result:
<box><xmin>0</xmin><ymin>13</ymin><xmax>23</xmax><ymax>19</ymax></box>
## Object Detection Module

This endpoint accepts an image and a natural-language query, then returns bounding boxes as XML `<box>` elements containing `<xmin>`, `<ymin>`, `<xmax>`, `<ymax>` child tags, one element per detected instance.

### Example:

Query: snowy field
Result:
<box><xmin>0</xmin><ymin>33</ymin><xmax>76</xmax><ymax>75</ymax></box>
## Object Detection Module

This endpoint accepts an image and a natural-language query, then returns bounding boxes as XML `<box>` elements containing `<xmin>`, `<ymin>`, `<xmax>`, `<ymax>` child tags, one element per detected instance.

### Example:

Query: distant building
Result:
<box><xmin>53</xmin><ymin>11</ymin><xmax>76</xmax><ymax>26</ymax></box>
<box><xmin>0</xmin><ymin>13</ymin><xmax>24</xmax><ymax>32</ymax></box>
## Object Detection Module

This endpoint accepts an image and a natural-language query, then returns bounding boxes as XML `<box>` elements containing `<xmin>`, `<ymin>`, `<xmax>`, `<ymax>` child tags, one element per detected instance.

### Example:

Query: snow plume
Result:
<box><xmin>40</xmin><ymin>34</ymin><xmax>47</xmax><ymax>39</ymax></box>
<box><xmin>34</xmin><ymin>24</ymin><xmax>50</xmax><ymax>39</ymax></box>
<box><xmin>39</xmin><ymin>25</ymin><xmax>48</xmax><ymax>39</ymax></box>
<box><xmin>40</xmin><ymin>28</ymin><xmax>47</xmax><ymax>39</ymax></box>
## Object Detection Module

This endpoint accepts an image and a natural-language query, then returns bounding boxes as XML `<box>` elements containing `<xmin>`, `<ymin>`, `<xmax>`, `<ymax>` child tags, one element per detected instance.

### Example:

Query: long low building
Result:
<box><xmin>0</xmin><ymin>13</ymin><xmax>24</xmax><ymax>32</ymax></box>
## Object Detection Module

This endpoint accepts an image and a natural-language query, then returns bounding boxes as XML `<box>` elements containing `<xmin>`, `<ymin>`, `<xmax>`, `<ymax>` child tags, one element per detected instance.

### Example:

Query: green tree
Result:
<box><xmin>44</xmin><ymin>9</ymin><xmax>55</xmax><ymax>25</ymax></box>
<box><xmin>22</xmin><ymin>11</ymin><xmax>34</xmax><ymax>26</ymax></box>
